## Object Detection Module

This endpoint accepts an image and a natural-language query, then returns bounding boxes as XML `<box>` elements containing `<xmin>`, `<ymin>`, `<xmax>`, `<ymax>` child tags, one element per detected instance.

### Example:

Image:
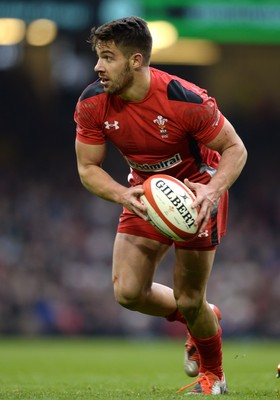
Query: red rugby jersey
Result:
<box><xmin>74</xmin><ymin>67</ymin><xmax>224</xmax><ymax>185</ymax></box>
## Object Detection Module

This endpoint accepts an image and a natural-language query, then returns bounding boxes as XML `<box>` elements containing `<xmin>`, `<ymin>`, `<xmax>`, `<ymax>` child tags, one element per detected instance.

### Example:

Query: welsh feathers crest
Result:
<box><xmin>153</xmin><ymin>115</ymin><xmax>168</xmax><ymax>137</ymax></box>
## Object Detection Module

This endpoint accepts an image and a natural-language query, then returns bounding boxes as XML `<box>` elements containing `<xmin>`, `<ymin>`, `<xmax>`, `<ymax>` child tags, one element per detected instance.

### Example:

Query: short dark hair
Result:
<box><xmin>89</xmin><ymin>16</ymin><xmax>152</xmax><ymax>65</ymax></box>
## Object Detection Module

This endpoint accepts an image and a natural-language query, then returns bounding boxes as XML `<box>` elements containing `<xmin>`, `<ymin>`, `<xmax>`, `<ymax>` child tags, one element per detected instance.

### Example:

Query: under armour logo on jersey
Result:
<box><xmin>153</xmin><ymin>115</ymin><xmax>168</xmax><ymax>137</ymax></box>
<box><xmin>104</xmin><ymin>121</ymin><xmax>119</xmax><ymax>130</ymax></box>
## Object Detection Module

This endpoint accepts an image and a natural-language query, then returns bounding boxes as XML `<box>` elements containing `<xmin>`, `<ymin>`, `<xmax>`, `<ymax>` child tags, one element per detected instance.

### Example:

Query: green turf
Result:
<box><xmin>0</xmin><ymin>338</ymin><xmax>279</xmax><ymax>399</ymax></box>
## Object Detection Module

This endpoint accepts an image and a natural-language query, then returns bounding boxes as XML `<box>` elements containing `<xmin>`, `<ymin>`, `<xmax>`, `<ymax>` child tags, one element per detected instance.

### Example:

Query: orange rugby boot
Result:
<box><xmin>177</xmin><ymin>371</ymin><xmax>228</xmax><ymax>395</ymax></box>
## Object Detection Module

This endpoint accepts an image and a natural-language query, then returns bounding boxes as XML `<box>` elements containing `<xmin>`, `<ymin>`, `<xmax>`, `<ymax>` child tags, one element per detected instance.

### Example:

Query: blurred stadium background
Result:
<box><xmin>0</xmin><ymin>0</ymin><xmax>279</xmax><ymax>339</ymax></box>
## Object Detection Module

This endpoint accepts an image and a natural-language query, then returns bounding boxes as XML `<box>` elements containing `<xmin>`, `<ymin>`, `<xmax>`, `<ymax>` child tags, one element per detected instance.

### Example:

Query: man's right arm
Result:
<box><xmin>75</xmin><ymin>140</ymin><xmax>147</xmax><ymax>218</ymax></box>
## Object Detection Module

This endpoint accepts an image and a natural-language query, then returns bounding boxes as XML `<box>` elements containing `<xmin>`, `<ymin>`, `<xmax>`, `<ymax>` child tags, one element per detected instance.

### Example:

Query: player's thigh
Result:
<box><xmin>113</xmin><ymin>232</ymin><xmax>170</xmax><ymax>293</ymax></box>
<box><xmin>173</xmin><ymin>248</ymin><xmax>216</xmax><ymax>297</ymax></box>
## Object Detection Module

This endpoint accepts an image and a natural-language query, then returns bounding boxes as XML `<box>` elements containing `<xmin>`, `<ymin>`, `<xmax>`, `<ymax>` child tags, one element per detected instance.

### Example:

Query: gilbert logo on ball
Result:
<box><xmin>141</xmin><ymin>174</ymin><xmax>199</xmax><ymax>241</ymax></box>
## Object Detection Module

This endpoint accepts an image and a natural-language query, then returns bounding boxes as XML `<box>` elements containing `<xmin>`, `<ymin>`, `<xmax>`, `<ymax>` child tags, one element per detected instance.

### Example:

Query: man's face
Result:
<box><xmin>94</xmin><ymin>40</ymin><xmax>134</xmax><ymax>96</ymax></box>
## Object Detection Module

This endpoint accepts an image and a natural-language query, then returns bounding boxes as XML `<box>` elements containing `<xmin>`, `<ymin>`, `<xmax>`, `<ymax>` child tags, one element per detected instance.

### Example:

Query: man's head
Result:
<box><xmin>89</xmin><ymin>16</ymin><xmax>152</xmax><ymax>66</ymax></box>
<box><xmin>91</xmin><ymin>17</ymin><xmax>153</xmax><ymax>98</ymax></box>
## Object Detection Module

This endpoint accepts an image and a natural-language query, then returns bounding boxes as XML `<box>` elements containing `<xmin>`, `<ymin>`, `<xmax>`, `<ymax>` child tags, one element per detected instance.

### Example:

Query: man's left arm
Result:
<box><xmin>185</xmin><ymin>117</ymin><xmax>248</xmax><ymax>232</ymax></box>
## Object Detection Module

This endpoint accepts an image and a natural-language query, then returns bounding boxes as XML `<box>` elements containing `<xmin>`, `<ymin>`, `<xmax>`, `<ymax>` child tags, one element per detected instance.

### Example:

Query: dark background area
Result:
<box><xmin>0</xmin><ymin>0</ymin><xmax>279</xmax><ymax>338</ymax></box>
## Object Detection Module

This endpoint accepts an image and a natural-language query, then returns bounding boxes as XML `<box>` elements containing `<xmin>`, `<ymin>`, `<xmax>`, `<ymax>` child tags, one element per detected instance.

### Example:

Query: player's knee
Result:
<box><xmin>176</xmin><ymin>293</ymin><xmax>203</xmax><ymax>323</ymax></box>
<box><xmin>113</xmin><ymin>280</ymin><xmax>143</xmax><ymax>310</ymax></box>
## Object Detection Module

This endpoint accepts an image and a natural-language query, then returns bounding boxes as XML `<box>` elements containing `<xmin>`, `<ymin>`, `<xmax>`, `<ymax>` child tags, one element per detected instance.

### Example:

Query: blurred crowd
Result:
<box><xmin>0</xmin><ymin>111</ymin><xmax>279</xmax><ymax>339</ymax></box>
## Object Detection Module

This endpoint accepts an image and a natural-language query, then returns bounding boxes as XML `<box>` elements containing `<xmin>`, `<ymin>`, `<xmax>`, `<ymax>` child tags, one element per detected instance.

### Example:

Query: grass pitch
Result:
<box><xmin>0</xmin><ymin>337</ymin><xmax>279</xmax><ymax>399</ymax></box>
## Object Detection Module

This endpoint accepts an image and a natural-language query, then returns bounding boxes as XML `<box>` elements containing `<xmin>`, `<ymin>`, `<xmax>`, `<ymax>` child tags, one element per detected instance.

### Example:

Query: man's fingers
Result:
<box><xmin>195</xmin><ymin>203</ymin><xmax>211</xmax><ymax>233</ymax></box>
<box><xmin>184</xmin><ymin>178</ymin><xmax>197</xmax><ymax>190</ymax></box>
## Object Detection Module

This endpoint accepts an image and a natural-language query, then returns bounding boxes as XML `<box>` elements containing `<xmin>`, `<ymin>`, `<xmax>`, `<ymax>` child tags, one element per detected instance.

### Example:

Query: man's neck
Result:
<box><xmin>120</xmin><ymin>67</ymin><xmax>151</xmax><ymax>102</ymax></box>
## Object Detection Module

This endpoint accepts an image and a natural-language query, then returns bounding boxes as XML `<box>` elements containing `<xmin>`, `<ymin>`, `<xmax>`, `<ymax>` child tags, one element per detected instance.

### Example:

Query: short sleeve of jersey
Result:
<box><xmin>183</xmin><ymin>95</ymin><xmax>224</xmax><ymax>144</ymax></box>
<box><xmin>74</xmin><ymin>82</ymin><xmax>106</xmax><ymax>145</ymax></box>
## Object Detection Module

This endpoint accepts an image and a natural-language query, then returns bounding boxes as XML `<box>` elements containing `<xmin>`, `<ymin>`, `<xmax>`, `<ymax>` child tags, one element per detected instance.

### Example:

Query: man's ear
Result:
<box><xmin>130</xmin><ymin>53</ymin><xmax>143</xmax><ymax>69</ymax></box>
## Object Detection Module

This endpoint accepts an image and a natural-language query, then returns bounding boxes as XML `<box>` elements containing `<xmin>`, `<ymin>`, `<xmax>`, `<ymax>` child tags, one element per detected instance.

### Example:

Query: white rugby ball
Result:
<box><xmin>141</xmin><ymin>174</ymin><xmax>199</xmax><ymax>241</ymax></box>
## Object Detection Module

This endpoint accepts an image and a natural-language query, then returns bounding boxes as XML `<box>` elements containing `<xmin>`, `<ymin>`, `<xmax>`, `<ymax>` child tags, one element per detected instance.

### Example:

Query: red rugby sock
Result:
<box><xmin>192</xmin><ymin>327</ymin><xmax>223</xmax><ymax>379</ymax></box>
<box><xmin>165</xmin><ymin>308</ymin><xmax>186</xmax><ymax>325</ymax></box>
